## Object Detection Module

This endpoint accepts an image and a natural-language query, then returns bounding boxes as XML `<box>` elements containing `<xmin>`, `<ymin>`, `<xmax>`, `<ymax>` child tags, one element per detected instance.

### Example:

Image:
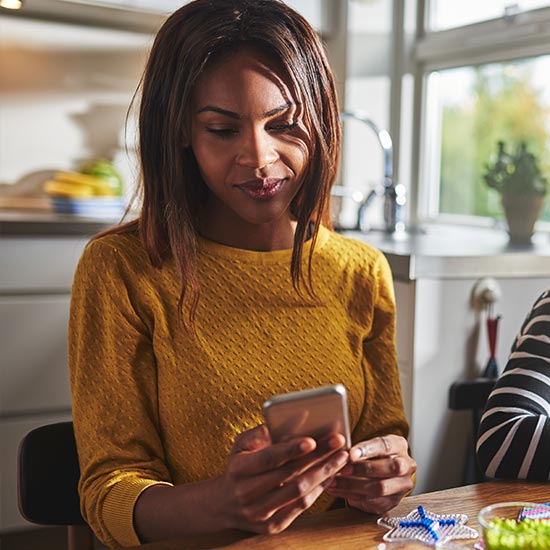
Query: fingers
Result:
<box><xmin>241</xmin><ymin>482</ymin><xmax>327</xmax><ymax>535</ymax></box>
<box><xmin>223</xmin><ymin>428</ymin><xmax>350</xmax><ymax>535</ymax></box>
<box><xmin>253</xmin><ymin>449</ymin><xmax>349</xmax><ymax>518</ymax></box>
<box><xmin>237</xmin><ymin>449</ymin><xmax>349</xmax><ymax>533</ymax></box>
<box><xmin>231</xmin><ymin>425</ymin><xmax>271</xmax><ymax>454</ymax></box>
<box><xmin>342</xmin><ymin>453</ymin><xmax>416</xmax><ymax>479</ymax></box>
<box><xmin>280</xmin><ymin>434</ymin><xmax>347</xmax><ymax>480</ymax></box>
<box><xmin>231</xmin><ymin>436</ymin><xmax>317</xmax><ymax>477</ymax></box>
<box><xmin>325</xmin><ymin>434</ymin><xmax>416</xmax><ymax>514</ymax></box>
<box><xmin>250</xmin><ymin>480</ymin><xmax>328</xmax><ymax>535</ymax></box>
<box><xmin>229</xmin><ymin>434</ymin><xmax>347</xmax><ymax>504</ymax></box>
<box><xmin>256</xmin><ymin>487</ymin><xmax>326</xmax><ymax>535</ymax></box>
<box><xmin>231</xmin><ymin>431</ymin><xmax>347</xmax><ymax>478</ymax></box>
<box><xmin>349</xmin><ymin>434</ymin><xmax>408</xmax><ymax>462</ymax></box>
<box><xmin>327</xmin><ymin>468</ymin><xmax>414</xmax><ymax>500</ymax></box>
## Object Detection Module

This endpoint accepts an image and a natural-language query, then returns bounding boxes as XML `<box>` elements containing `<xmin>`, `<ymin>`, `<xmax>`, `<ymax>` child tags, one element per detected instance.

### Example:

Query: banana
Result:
<box><xmin>44</xmin><ymin>170</ymin><xmax>121</xmax><ymax>198</ymax></box>
<box><xmin>54</xmin><ymin>171</ymin><xmax>116</xmax><ymax>196</ymax></box>
<box><xmin>43</xmin><ymin>179</ymin><xmax>95</xmax><ymax>199</ymax></box>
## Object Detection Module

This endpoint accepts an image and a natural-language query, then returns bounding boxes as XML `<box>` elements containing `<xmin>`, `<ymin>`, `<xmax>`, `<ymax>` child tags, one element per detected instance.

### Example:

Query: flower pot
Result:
<box><xmin>501</xmin><ymin>192</ymin><xmax>544</xmax><ymax>245</ymax></box>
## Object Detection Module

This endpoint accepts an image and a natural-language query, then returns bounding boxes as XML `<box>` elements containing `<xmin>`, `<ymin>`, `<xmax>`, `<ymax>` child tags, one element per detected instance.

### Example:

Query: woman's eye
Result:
<box><xmin>269</xmin><ymin>121</ymin><xmax>299</xmax><ymax>133</ymax></box>
<box><xmin>205</xmin><ymin>127</ymin><xmax>238</xmax><ymax>138</ymax></box>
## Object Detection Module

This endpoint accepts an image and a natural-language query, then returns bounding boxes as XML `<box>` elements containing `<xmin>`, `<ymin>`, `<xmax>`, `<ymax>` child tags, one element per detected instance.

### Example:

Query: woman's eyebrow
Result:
<box><xmin>196</xmin><ymin>102</ymin><xmax>297</xmax><ymax>119</ymax></box>
<box><xmin>263</xmin><ymin>102</ymin><xmax>296</xmax><ymax>118</ymax></box>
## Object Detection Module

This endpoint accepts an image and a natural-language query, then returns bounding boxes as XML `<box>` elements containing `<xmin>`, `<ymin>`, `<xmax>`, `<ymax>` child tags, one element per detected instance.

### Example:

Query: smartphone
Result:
<box><xmin>262</xmin><ymin>384</ymin><xmax>351</xmax><ymax>448</ymax></box>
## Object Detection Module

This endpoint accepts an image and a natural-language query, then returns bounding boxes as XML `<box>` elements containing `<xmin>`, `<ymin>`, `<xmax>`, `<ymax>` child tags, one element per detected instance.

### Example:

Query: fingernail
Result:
<box><xmin>328</xmin><ymin>434</ymin><xmax>344</xmax><ymax>449</ymax></box>
<box><xmin>350</xmin><ymin>447</ymin><xmax>364</xmax><ymax>461</ymax></box>
<box><xmin>299</xmin><ymin>439</ymin><xmax>314</xmax><ymax>453</ymax></box>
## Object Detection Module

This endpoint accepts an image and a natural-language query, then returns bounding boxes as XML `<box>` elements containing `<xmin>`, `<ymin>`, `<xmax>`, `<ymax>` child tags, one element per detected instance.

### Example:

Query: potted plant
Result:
<box><xmin>484</xmin><ymin>141</ymin><xmax>548</xmax><ymax>244</ymax></box>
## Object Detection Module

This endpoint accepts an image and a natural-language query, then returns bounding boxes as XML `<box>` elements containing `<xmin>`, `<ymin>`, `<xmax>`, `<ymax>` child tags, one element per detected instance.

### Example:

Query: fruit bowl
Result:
<box><xmin>478</xmin><ymin>502</ymin><xmax>550</xmax><ymax>550</ymax></box>
<box><xmin>52</xmin><ymin>196</ymin><xmax>125</xmax><ymax>219</ymax></box>
<box><xmin>43</xmin><ymin>161</ymin><xmax>125</xmax><ymax>220</ymax></box>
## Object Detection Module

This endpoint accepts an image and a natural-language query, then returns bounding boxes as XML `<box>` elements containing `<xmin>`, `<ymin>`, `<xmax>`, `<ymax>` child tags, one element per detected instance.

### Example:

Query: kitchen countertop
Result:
<box><xmin>2</xmin><ymin>211</ymin><xmax>550</xmax><ymax>280</ymax></box>
<box><xmin>341</xmin><ymin>224</ymin><xmax>550</xmax><ymax>280</ymax></box>
<box><xmin>0</xmin><ymin>210</ymin><xmax>124</xmax><ymax>236</ymax></box>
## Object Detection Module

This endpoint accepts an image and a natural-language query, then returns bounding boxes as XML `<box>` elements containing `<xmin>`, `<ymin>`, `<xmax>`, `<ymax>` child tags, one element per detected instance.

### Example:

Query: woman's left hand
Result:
<box><xmin>325</xmin><ymin>434</ymin><xmax>416</xmax><ymax>514</ymax></box>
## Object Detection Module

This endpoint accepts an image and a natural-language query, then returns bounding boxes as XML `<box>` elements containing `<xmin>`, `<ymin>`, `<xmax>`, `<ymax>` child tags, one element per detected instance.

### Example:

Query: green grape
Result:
<box><xmin>484</xmin><ymin>518</ymin><xmax>550</xmax><ymax>550</ymax></box>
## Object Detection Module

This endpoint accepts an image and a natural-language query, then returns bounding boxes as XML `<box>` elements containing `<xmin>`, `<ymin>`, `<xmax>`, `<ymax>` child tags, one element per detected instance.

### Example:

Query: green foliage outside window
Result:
<box><xmin>438</xmin><ymin>59</ymin><xmax>550</xmax><ymax>223</ymax></box>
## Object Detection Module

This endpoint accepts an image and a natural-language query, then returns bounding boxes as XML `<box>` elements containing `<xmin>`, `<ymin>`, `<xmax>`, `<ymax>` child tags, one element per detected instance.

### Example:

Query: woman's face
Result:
<box><xmin>190</xmin><ymin>48</ymin><xmax>310</xmax><ymax>248</ymax></box>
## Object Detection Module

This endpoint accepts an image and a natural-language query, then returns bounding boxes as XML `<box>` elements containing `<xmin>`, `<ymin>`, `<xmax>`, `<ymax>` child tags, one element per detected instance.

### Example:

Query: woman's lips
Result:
<box><xmin>235</xmin><ymin>178</ymin><xmax>286</xmax><ymax>200</ymax></box>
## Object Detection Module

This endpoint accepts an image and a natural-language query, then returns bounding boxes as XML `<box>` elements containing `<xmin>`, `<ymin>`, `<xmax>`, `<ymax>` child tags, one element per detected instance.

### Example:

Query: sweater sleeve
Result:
<box><xmin>476</xmin><ymin>289</ymin><xmax>550</xmax><ymax>481</ymax></box>
<box><xmin>352</xmin><ymin>252</ymin><xmax>410</xmax><ymax>445</ymax></box>
<box><xmin>69</xmin><ymin>239</ymin><xmax>173</xmax><ymax>548</ymax></box>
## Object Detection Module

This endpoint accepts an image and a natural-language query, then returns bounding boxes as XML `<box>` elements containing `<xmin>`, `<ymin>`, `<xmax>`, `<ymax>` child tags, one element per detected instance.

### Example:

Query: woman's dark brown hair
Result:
<box><xmin>104</xmin><ymin>0</ymin><xmax>342</xmax><ymax>325</ymax></box>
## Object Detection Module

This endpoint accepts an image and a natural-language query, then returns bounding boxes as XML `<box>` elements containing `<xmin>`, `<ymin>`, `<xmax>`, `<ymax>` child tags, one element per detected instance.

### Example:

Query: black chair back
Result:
<box><xmin>448</xmin><ymin>378</ymin><xmax>497</xmax><ymax>484</ymax></box>
<box><xmin>18</xmin><ymin>421</ymin><xmax>94</xmax><ymax>550</ymax></box>
<box><xmin>18</xmin><ymin>421</ymin><xmax>84</xmax><ymax>525</ymax></box>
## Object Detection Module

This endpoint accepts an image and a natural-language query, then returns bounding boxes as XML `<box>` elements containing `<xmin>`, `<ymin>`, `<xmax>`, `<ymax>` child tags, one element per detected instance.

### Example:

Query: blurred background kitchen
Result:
<box><xmin>1</xmin><ymin>1</ymin><xmax>549</xmax><ymax>548</ymax></box>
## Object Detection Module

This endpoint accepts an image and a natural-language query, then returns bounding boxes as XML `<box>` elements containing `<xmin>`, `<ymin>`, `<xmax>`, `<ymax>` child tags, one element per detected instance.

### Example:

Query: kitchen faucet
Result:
<box><xmin>332</xmin><ymin>110</ymin><xmax>405</xmax><ymax>233</ymax></box>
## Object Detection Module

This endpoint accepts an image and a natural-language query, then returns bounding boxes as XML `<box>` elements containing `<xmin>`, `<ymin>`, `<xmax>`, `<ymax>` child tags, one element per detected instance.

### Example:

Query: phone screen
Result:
<box><xmin>262</xmin><ymin>384</ymin><xmax>351</xmax><ymax>448</ymax></box>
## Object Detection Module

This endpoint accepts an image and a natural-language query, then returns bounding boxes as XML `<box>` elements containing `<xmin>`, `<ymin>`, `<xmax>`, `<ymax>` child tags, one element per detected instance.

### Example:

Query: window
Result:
<box><xmin>413</xmin><ymin>1</ymin><xmax>550</xmax><ymax>226</ymax></box>
<box><xmin>428</xmin><ymin>0</ymin><xmax>550</xmax><ymax>31</ymax></box>
<box><xmin>427</xmin><ymin>55</ymin><xmax>550</xmax><ymax>223</ymax></box>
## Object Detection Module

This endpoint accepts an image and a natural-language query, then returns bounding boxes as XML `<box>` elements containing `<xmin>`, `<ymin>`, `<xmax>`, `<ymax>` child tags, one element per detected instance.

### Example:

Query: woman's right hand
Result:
<box><xmin>212</xmin><ymin>424</ymin><xmax>348</xmax><ymax>535</ymax></box>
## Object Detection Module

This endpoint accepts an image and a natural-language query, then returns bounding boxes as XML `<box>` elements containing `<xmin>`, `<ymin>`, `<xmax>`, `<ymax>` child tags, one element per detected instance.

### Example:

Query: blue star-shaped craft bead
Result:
<box><xmin>377</xmin><ymin>505</ymin><xmax>479</xmax><ymax>546</ymax></box>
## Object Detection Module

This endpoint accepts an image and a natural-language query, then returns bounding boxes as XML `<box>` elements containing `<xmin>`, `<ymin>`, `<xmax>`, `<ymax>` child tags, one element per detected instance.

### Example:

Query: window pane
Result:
<box><xmin>429</xmin><ymin>0</ymin><xmax>550</xmax><ymax>31</ymax></box>
<box><xmin>426</xmin><ymin>55</ymin><xmax>550</xmax><ymax>223</ymax></box>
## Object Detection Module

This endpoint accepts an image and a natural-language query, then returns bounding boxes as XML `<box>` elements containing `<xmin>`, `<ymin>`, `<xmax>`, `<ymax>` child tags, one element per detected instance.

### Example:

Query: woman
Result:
<box><xmin>477</xmin><ymin>289</ymin><xmax>550</xmax><ymax>480</ymax></box>
<box><xmin>69</xmin><ymin>1</ymin><xmax>416</xmax><ymax>547</ymax></box>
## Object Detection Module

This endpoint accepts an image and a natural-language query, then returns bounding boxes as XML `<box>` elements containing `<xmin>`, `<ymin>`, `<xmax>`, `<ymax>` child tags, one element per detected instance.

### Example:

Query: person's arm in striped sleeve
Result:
<box><xmin>476</xmin><ymin>289</ymin><xmax>550</xmax><ymax>480</ymax></box>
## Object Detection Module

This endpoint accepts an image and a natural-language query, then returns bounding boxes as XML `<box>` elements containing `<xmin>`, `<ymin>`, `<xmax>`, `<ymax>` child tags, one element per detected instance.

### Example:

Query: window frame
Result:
<box><xmin>407</xmin><ymin>1</ymin><xmax>550</xmax><ymax>227</ymax></box>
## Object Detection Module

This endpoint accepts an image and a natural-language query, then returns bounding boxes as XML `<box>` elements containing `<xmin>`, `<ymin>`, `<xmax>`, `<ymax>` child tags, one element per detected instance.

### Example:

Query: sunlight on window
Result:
<box><xmin>426</xmin><ymin>55</ymin><xmax>550</xmax><ymax>223</ymax></box>
<box><xmin>429</xmin><ymin>0</ymin><xmax>550</xmax><ymax>31</ymax></box>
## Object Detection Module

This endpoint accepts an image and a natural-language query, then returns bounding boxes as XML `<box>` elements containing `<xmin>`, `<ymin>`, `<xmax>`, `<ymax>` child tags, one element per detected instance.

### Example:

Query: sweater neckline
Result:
<box><xmin>197</xmin><ymin>225</ymin><xmax>331</xmax><ymax>263</ymax></box>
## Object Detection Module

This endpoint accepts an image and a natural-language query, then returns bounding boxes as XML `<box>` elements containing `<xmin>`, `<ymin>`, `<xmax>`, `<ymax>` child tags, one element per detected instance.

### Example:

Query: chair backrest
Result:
<box><xmin>18</xmin><ymin>421</ymin><xmax>84</xmax><ymax>525</ymax></box>
<box><xmin>449</xmin><ymin>378</ymin><xmax>497</xmax><ymax>433</ymax></box>
<box><xmin>448</xmin><ymin>377</ymin><xmax>497</xmax><ymax>484</ymax></box>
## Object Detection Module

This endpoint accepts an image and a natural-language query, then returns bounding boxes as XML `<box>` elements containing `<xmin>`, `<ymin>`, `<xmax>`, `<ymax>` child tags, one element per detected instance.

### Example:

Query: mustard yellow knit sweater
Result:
<box><xmin>69</xmin><ymin>225</ymin><xmax>408</xmax><ymax>548</ymax></box>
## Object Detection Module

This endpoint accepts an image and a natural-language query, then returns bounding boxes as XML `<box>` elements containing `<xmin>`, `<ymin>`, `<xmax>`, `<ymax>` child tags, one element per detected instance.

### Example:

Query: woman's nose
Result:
<box><xmin>236</xmin><ymin>128</ymin><xmax>278</xmax><ymax>168</ymax></box>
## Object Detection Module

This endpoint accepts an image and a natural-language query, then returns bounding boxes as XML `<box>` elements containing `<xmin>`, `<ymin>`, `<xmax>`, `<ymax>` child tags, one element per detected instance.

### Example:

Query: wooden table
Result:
<box><xmin>131</xmin><ymin>480</ymin><xmax>549</xmax><ymax>549</ymax></box>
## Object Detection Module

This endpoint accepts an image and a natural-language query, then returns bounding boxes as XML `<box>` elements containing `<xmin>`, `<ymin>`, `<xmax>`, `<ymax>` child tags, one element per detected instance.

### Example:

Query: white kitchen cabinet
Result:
<box><xmin>0</xmin><ymin>296</ymin><xmax>72</xmax><ymax>416</ymax></box>
<box><xmin>0</xmin><ymin>237</ymin><xmax>89</xmax><ymax>293</ymax></box>
<box><xmin>394</xmin><ymin>280</ymin><xmax>414</xmax><ymax>424</ymax></box>
<box><xmin>0</xmin><ymin>234</ymin><xmax>89</xmax><ymax>533</ymax></box>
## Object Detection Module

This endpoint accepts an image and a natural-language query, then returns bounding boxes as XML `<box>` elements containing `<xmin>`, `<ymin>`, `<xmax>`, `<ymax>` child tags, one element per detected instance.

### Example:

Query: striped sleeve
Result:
<box><xmin>476</xmin><ymin>289</ymin><xmax>550</xmax><ymax>481</ymax></box>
